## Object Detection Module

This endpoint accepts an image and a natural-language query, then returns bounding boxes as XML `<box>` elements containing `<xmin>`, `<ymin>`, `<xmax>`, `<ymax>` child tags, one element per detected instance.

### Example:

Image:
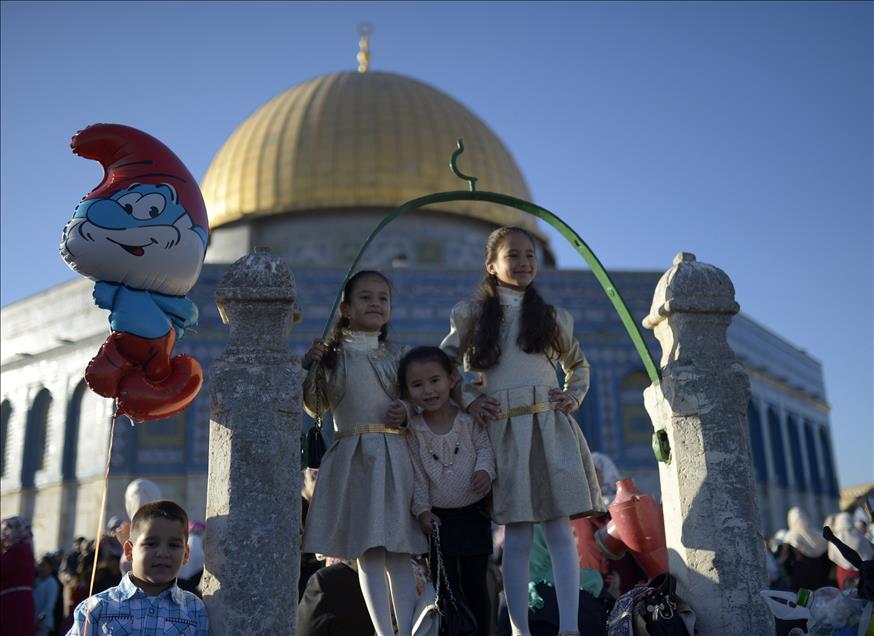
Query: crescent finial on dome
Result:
<box><xmin>356</xmin><ymin>23</ymin><xmax>373</xmax><ymax>73</ymax></box>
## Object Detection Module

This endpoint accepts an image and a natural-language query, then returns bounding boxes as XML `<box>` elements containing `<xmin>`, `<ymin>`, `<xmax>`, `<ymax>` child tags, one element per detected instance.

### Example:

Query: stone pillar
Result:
<box><xmin>201</xmin><ymin>249</ymin><xmax>303</xmax><ymax>635</ymax></box>
<box><xmin>642</xmin><ymin>252</ymin><xmax>774</xmax><ymax>635</ymax></box>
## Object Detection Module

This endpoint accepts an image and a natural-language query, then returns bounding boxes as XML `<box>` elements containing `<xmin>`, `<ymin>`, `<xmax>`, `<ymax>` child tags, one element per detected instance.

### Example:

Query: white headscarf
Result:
<box><xmin>1</xmin><ymin>516</ymin><xmax>32</xmax><ymax>548</ymax></box>
<box><xmin>178</xmin><ymin>533</ymin><xmax>204</xmax><ymax>580</ymax></box>
<box><xmin>783</xmin><ymin>506</ymin><xmax>828</xmax><ymax>558</ymax></box>
<box><xmin>591</xmin><ymin>452</ymin><xmax>622</xmax><ymax>506</ymax></box>
<box><xmin>826</xmin><ymin>512</ymin><xmax>874</xmax><ymax>570</ymax></box>
<box><xmin>124</xmin><ymin>478</ymin><xmax>162</xmax><ymax>520</ymax></box>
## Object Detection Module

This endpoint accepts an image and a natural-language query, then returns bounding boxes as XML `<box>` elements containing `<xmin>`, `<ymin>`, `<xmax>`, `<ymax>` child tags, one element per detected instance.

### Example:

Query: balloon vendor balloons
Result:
<box><xmin>60</xmin><ymin>123</ymin><xmax>208</xmax><ymax>421</ymax></box>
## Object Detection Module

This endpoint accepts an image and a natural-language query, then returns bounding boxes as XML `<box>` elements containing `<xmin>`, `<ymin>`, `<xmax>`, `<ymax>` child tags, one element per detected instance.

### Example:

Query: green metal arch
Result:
<box><xmin>313</xmin><ymin>189</ymin><xmax>661</xmax><ymax>386</ymax></box>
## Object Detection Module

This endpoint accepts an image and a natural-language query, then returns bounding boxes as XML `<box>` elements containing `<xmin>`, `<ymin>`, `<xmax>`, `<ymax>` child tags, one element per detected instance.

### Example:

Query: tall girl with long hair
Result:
<box><xmin>302</xmin><ymin>270</ymin><xmax>427</xmax><ymax>636</ymax></box>
<box><xmin>441</xmin><ymin>227</ymin><xmax>605</xmax><ymax>636</ymax></box>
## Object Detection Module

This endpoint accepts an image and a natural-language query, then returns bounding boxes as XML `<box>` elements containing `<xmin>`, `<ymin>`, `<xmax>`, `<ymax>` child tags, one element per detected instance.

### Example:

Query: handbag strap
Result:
<box><xmin>648</xmin><ymin>572</ymin><xmax>677</xmax><ymax>596</ymax></box>
<box><xmin>313</xmin><ymin>363</ymin><xmax>326</xmax><ymax>431</ymax></box>
<box><xmin>431</xmin><ymin>521</ymin><xmax>461</xmax><ymax>611</ymax></box>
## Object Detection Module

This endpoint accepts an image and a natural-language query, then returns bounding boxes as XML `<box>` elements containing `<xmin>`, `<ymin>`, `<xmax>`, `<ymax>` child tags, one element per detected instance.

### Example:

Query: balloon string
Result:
<box><xmin>82</xmin><ymin>409</ymin><xmax>120</xmax><ymax>636</ymax></box>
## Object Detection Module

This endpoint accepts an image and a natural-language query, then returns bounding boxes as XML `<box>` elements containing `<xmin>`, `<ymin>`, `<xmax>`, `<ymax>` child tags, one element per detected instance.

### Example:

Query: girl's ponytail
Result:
<box><xmin>469</xmin><ymin>272</ymin><xmax>503</xmax><ymax>369</ymax></box>
<box><xmin>321</xmin><ymin>315</ymin><xmax>350</xmax><ymax>370</ymax></box>
<box><xmin>519</xmin><ymin>285</ymin><xmax>561</xmax><ymax>359</ymax></box>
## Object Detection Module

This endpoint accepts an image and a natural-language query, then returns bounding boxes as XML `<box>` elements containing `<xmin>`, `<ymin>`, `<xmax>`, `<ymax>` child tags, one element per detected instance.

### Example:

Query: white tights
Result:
<box><xmin>503</xmin><ymin>518</ymin><xmax>580</xmax><ymax>636</ymax></box>
<box><xmin>357</xmin><ymin>548</ymin><xmax>417</xmax><ymax>636</ymax></box>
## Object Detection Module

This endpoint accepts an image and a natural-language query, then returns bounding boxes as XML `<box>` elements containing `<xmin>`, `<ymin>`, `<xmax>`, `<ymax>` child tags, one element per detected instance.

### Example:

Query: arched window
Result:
<box><xmin>818</xmin><ymin>428</ymin><xmax>839</xmax><ymax>497</ymax></box>
<box><xmin>618</xmin><ymin>370</ymin><xmax>654</xmax><ymax>466</ymax></box>
<box><xmin>72</xmin><ymin>389</ymin><xmax>115</xmax><ymax>479</ymax></box>
<box><xmin>135</xmin><ymin>410</ymin><xmax>186</xmax><ymax>469</ymax></box>
<box><xmin>21</xmin><ymin>389</ymin><xmax>52</xmax><ymax>487</ymax></box>
<box><xmin>802</xmin><ymin>420</ymin><xmax>823</xmax><ymax>493</ymax></box>
<box><xmin>0</xmin><ymin>400</ymin><xmax>11</xmax><ymax>478</ymax></box>
<box><xmin>767</xmin><ymin>407</ymin><xmax>788</xmax><ymax>488</ymax></box>
<box><xmin>62</xmin><ymin>382</ymin><xmax>86</xmax><ymax>481</ymax></box>
<box><xmin>786</xmin><ymin>415</ymin><xmax>807</xmax><ymax>490</ymax></box>
<box><xmin>747</xmin><ymin>401</ymin><xmax>768</xmax><ymax>484</ymax></box>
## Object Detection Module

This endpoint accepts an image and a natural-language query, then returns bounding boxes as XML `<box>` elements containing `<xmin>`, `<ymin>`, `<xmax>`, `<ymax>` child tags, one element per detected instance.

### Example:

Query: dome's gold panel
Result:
<box><xmin>202</xmin><ymin>71</ymin><xmax>540</xmax><ymax>235</ymax></box>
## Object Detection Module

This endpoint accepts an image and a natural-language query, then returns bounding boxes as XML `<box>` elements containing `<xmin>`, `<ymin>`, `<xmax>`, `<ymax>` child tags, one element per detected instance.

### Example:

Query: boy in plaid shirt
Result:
<box><xmin>68</xmin><ymin>500</ymin><xmax>208</xmax><ymax>635</ymax></box>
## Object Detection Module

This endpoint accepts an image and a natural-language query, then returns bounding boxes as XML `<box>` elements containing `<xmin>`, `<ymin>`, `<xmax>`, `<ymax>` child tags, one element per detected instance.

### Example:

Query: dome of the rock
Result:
<box><xmin>200</xmin><ymin>70</ymin><xmax>555</xmax><ymax>269</ymax></box>
<box><xmin>202</xmin><ymin>70</ymin><xmax>539</xmax><ymax>234</ymax></box>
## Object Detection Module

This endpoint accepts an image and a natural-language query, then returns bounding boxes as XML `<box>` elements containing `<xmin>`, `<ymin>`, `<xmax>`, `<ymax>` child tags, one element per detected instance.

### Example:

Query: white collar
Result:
<box><xmin>342</xmin><ymin>330</ymin><xmax>381</xmax><ymax>351</ymax></box>
<box><xmin>497</xmin><ymin>286</ymin><xmax>525</xmax><ymax>308</ymax></box>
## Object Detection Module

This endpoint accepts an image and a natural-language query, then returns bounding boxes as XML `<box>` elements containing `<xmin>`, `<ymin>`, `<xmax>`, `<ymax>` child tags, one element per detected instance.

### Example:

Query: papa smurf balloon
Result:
<box><xmin>60</xmin><ymin>123</ymin><xmax>208</xmax><ymax>421</ymax></box>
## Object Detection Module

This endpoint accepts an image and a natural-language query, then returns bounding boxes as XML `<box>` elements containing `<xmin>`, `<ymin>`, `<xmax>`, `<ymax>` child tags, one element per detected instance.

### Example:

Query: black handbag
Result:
<box><xmin>431</xmin><ymin>522</ymin><xmax>478</xmax><ymax>636</ymax></box>
<box><xmin>607</xmin><ymin>572</ymin><xmax>694</xmax><ymax>636</ymax></box>
<box><xmin>303</xmin><ymin>423</ymin><xmax>327</xmax><ymax>469</ymax></box>
<box><xmin>437</xmin><ymin>595</ymin><xmax>477</xmax><ymax>636</ymax></box>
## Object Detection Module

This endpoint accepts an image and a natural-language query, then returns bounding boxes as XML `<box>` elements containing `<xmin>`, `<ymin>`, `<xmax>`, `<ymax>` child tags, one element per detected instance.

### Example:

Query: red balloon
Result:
<box><xmin>116</xmin><ymin>356</ymin><xmax>204</xmax><ymax>421</ymax></box>
<box><xmin>85</xmin><ymin>331</ymin><xmax>203</xmax><ymax>421</ymax></box>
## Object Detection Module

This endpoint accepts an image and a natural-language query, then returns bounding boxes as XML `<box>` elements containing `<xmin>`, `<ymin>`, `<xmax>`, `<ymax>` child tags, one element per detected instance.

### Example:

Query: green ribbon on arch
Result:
<box><xmin>307</xmin><ymin>188</ymin><xmax>661</xmax><ymax>388</ymax></box>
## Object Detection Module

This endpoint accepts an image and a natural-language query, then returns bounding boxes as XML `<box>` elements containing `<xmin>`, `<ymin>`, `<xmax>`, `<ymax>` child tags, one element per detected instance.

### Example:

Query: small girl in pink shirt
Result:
<box><xmin>399</xmin><ymin>346</ymin><xmax>495</xmax><ymax>636</ymax></box>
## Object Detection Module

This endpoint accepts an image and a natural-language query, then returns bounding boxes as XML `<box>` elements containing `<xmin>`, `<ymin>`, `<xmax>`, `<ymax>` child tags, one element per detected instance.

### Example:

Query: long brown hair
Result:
<box><xmin>321</xmin><ymin>270</ymin><xmax>391</xmax><ymax>369</ymax></box>
<box><xmin>468</xmin><ymin>227</ymin><xmax>561</xmax><ymax>369</ymax></box>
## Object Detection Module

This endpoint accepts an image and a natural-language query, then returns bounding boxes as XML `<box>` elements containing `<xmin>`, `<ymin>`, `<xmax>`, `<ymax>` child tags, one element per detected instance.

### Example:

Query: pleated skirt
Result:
<box><xmin>302</xmin><ymin>431</ymin><xmax>428</xmax><ymax>559</ymax></box>
<box><xmin>486</xmin><ymin>384</ymin><xmax>606</xmax><ymax>525</ymax></box>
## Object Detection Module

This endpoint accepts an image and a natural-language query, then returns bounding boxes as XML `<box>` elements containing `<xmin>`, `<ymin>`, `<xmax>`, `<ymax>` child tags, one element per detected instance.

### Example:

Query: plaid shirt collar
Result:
<box><xmin>116</xmin><ymin>573</ymin><xmax>187</xmax><ymax>606</ymax></box>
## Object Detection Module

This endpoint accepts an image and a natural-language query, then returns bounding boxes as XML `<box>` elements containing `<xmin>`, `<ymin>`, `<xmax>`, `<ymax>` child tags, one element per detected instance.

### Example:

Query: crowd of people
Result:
<box><xmin>765</xmin><ymin>504</ymin><xmax>873</xmax><ymax>594</ymax></box>
<box><xmin>2</xmin><ymin>480</ymin><xmax>869</xmax><ymax>635</ymax></box>
<box><xmin>296</xmin><ymin>467</ymin><xmax>873</xmax><ymax>635</ymax></box>
<box><xmin>1</xmin><ymin>225</ymin><xmax>871</xmax><ymax>636</ymax></box>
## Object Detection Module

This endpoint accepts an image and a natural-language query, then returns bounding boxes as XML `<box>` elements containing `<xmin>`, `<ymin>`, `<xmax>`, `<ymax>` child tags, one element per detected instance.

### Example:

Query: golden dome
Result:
<box><xmin>201</xmin><ymin>71</ymin><xmax>541</xmax><ymax>236</ymax></box>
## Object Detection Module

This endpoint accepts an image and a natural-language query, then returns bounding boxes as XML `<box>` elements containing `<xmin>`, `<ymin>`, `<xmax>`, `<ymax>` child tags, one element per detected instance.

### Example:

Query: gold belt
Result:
<box><xmin>333</xmin><ymin>424</ymin><xmax>408</xmax><ymax>439</ymax></box>
<box><xmin>496</xmin><ymin>402</ymin><xmax>555</xmax><ymax>420</ymax></box>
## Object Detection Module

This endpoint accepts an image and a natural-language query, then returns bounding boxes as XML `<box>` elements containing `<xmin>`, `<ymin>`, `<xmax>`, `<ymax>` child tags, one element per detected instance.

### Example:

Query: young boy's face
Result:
<box><xmin>124</xmin><ymin>517</ymin><xmax>189</xmax><ymax>590</ymax></box>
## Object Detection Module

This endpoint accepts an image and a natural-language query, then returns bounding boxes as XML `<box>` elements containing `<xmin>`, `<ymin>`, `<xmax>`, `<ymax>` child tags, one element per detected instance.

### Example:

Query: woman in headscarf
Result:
<box><xmin>117</xmin><ymin>478</ymin><xmax>162</xmax><ymax>575</ymax></box>
<box><xmin>780</xmin><ymin>506</ymin><xmax>833</xmax><ymax>591</ymax></box>
<box><xmin>590</xmin><ymin>452</ymin><xmax>622</xmax><ymax>506</ymax></box>
<box><xmin>1</xmin><ymin>516</ymin><xmax>36</xmax><ymax>636</ymax></box>
<box><xmin>825</xmin><ymin>511</ymin><xmax>874</xmax><ymax>590</ymax></box>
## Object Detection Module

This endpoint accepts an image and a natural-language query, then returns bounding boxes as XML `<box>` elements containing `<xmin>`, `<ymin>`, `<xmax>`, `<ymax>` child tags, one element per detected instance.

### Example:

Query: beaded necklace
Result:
<box><xmin>429</xmin><ymin>440</ymin><xmax>461</xmax><ymax>473</ymax></box>
<box><xmin>424</xmin><ymin>413</ymin><xmax>460</xmax><ymax>474</ymax></box>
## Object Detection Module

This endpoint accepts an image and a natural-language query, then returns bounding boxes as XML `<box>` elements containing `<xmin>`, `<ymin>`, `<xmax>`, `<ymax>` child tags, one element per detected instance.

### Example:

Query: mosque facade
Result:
<box><xmin>0</xmin><ymin>69</ymin><xmax>838</xmax><ymax>555</ymax></box>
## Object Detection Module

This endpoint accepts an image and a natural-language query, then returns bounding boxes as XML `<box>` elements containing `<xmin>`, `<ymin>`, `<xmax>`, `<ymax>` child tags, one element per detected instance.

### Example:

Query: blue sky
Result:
<box><xmin>1</xmin><ymin>1</ymin><xmax>871</xmax><ymax>488</ymax></box>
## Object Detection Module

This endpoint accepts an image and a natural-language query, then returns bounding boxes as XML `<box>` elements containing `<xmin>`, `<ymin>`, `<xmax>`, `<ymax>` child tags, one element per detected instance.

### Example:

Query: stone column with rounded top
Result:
<box><xmin>642</xmin><ymin>252</ymin><xmax>774</xmax><ymax>634</ymax></box>
<box><xmin>201</xmin><ymin>248</ymin><xmax>303</xmax><ymax>635</ymax></box>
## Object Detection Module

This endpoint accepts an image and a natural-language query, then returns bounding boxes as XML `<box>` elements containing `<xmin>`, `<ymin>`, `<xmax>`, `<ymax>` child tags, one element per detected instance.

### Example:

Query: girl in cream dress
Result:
<box><xmin>302</xmin><ymin>270</ymin><xmax>427</xmax><ymax>636</ymax></box>
<box><xmin>441</xmin><ymin>227</ymin><xmax>605</xmax><ymax>636</ymax></box>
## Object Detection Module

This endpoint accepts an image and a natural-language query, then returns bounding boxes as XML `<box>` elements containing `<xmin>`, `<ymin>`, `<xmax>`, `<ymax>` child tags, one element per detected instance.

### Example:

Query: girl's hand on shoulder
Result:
<box><xmin>467</xmin><ymin>396</ymin><xmax>500</xmax><ymax>426</ymax></box>
<box><xmin>385</xmin><ymin>400</ymin><xmax>407</xmax><ymax>427</ymax></box>
<box><xmin>471</xmin><ymin>470</ymin><xmax>492</xmax><ymax>497</ymax></box>
<box><xmin>549</xmin><ymin>388</ymin><xmax>577</xmax><ymax>414</ymax></box>
<box><xmin>303</xmin><ymin>339</ymin><xmax>327</xmax><ymax>370</ymax></box>
<box><xmin>418</xmin><ymin>510</ymin><xmax>441</xmax><ymax>536</ymax></box>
